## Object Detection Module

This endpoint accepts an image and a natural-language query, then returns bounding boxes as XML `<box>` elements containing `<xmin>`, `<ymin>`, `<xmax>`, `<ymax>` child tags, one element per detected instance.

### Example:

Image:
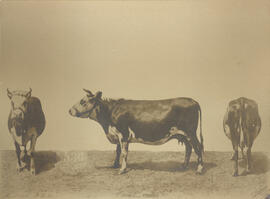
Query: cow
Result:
<box><xmin>7</xmin><ymin>88</ymin><xmax>46</xmax><ymax>175</ymax></box>
<box><xmin>223</xmin><ymin>97</ymin><xmax>261</xmax><ymax>176</ymax></box>
<box><xmin>69</xmin><ymin>89</ymin><xmax>204</xmax><ymax>174</ymax></box>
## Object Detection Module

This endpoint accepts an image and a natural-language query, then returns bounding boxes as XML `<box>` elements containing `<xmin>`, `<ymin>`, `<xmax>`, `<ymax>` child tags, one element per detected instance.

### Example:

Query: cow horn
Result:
<box><xmin>83</xmin><ymin>88</ymin><xmax>94</xmax><ymax>96</ymax></box>
<box><xmin>26</xmin><ymin>88</ymin><xmax>32</xmax><ymax>98</ymax></box>
<box><xmin>7</xmin><ymin>88</ymin><xmax>12</xmax><ymax>99</ymax></box>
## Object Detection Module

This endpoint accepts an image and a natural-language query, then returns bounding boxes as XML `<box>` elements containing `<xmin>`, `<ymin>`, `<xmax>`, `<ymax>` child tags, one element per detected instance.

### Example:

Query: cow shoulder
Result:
<box><xmin>110</xmin><ymin>101</ymin><xmax>131</xmax><ymax>125</ymax></box>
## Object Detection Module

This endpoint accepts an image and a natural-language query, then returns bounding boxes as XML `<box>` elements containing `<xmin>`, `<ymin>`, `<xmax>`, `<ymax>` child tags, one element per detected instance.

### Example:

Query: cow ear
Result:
<box><xmin>95</xmin><ymin>91</ymin><xmax>102</xmax><ymax>99</ymax></box>
<box><xmin>83</xmin><ymin>89</ymin><xmax>94</xmax><ymax>97</ymax></box>
<box><xmin>7</xmin><ymin>88</ymin><xmax>12</xmax><ymax>99</ymax></box>
<box><xmin>26</xmin><ymin>88</ymin><xmax>32</xmax><ymax>98</ymax></box>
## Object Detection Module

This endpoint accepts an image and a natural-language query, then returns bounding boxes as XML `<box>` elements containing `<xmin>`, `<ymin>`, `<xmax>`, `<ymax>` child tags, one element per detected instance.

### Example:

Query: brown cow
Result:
<box><xmin>223</xmin><ymin>97</ymin><xmax>261</xmax><ymax>176</ymax></box>
<box><xmin>69</xmin><ymin>89</ymin><xmax>204</xmax><ymax>174</ymax></box>
<box><xmin>7</xmin><ymin>88</ymin><xmax>46</xmax><ymax>175</ymax></box>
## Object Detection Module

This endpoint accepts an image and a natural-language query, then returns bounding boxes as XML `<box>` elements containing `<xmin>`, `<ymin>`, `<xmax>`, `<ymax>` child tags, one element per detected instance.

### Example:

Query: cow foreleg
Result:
<box><xmin>119</xmin><ymin>141</ymin><xmax>129</xmax><ymax>174</ymax></box>
<box><xmin>113</xmin><ymin>144</ymin><xmax>121</xmax><ymax>168</ymax></box>
<box><xmin>28</xmin><ymin>134</ymin><xmax>37</xmax><ymax>175</ymax></box>
<box><xmin>15</xmin><ymin>142</ymin><xmax>24</xmax><ymax>172</ymax></box>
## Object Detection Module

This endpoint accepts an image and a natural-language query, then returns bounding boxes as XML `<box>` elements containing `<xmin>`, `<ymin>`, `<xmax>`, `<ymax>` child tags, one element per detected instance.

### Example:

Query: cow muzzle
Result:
<box><xmin>69</xmin><ymin>108</ymin><xmax>78</xmax><ymax>117</ymax></box>
<box><xmin>13</xmin><ymin>109</ymin><xmax>25</xmax><ymax>120</ymax></box>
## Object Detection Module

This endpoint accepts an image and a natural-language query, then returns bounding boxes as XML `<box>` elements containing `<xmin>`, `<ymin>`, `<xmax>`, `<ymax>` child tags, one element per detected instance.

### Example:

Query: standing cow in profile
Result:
<box><xmin>223</xmin><ymin>97</ymin><xmax>261</xmax><ymax>176</ymax></box>
<box><xmin>7</xmin><ymin>88</ymin><xmax>45</xmax><ymax>175</ymax></box>
<box><xmin>69</xmin><ymin>89</ymin><xmax>204</xmax><ymax>174</ymax></box>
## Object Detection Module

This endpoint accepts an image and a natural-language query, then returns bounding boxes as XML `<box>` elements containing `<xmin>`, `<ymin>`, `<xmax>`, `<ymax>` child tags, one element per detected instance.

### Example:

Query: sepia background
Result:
<box><xmin>1</xmin><ymin>0</ymin><xmax>270</xmax><ymax>153</ymax></box>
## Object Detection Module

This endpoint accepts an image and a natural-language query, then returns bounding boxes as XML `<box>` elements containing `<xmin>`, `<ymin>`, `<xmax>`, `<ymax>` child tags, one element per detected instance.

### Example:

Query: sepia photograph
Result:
<box><xmin>0</xmin><ymin>0</ymin><xmax>270</xmax><ymax>198</ymax></box>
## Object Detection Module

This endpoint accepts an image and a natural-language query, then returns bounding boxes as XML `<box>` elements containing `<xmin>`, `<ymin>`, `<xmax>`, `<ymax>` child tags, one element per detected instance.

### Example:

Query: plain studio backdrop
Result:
<box><xmin>0</xmin><ymin>0</ymin><xmax>270</xmax><ymax>152</ymax></box>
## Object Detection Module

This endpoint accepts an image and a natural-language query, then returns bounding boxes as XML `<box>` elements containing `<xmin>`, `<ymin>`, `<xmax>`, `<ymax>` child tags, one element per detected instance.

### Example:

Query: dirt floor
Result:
<box><xmin>0</xmin><ymin>150</ymin><xmax>269</xmax><ymax>199</ymax></box>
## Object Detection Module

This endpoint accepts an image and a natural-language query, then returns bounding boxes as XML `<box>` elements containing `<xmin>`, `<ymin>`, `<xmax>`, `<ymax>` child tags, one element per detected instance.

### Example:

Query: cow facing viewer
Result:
<box><xmin>69</xmin><ymin>89</ymin><xmax>204</xmax><ymax>174</ymax></box>
<box><xmin>223</xmin><ymin>97</ymin><xmax>261</xmax><ymax>176</ymax></box>
<box><xmin>7</xmin><ymin>88</ymin><xmax>46</xmax><ymax>175</ymax></box>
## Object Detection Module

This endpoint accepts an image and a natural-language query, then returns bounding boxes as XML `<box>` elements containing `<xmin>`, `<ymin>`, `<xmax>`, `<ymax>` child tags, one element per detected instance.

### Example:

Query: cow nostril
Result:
<box><xmin>69</xmin><ymin>109</ymin><xmax>75</xmax><ymax>116</ymax></box>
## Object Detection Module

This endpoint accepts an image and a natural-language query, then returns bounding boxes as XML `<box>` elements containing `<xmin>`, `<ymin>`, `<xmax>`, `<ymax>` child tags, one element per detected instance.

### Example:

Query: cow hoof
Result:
<box><xmin>112</xmin><ymin>163</ymin><xmax>120</xmax><ymax>169</ymax></box>
<box><xmin>181</xmin><ymin>164</ymin><xmax>189</xmax><ymax>170</ymax></box>
<box><xmin>118</xmin><ymin>169</ymin><xmax>127</xmax><ymax>175</ymax></box>
<box><xmin>17</xmin><ymin>167</ymin><xmax>24</xmax><ymax>173</ymax></box>
<box><xmin>196</xmin><ymin>164</ymin><xmax>204</xmax><ymax>175</ymax></box>
<box><xmin>241</xmin><ymin>169</ymin><xmax>251</xmax><ymax>176</ymax></box>
<box><xmin>233</xmin><ymin>172</ymin><xmax>238</xmax><ymax>177</ymax></box>
<box><xmin>31</xmin><ymin>169</ymin><xmax>36</xmax><ymax>176</ymax></box>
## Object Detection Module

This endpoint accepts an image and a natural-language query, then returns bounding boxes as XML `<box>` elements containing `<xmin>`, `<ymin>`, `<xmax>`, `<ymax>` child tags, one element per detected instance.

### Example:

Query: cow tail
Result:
<box><xmin>198</xmin><ymin>105</ymin><xmax>204</xmax><ymax>153</ymax></box>
<box><xmin>239</xmin><ymin>98</ymin><xmax>245</xmax><ymax>147</ymax></box>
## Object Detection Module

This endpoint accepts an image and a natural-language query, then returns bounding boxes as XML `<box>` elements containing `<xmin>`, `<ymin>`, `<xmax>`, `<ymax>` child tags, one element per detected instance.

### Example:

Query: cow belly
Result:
<box><xmin>128</xmin><ymin>127</ymin><xmax>186</xmax><ymax>145</ymax></box>
<box><xmin>129</xmin><ymin>136</ymin><xmax>171</xmax><ymax>145</ymax></box>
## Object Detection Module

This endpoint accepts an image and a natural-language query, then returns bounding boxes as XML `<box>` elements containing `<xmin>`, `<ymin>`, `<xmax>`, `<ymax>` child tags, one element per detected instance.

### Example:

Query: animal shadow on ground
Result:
<box><xmin>239</xmin><ymin>152</ymin><xmax>269</xmax><ymax>175</ymax></box>
<box><xmin>128</xmin><ymin>161</ymin><xmax>217</xmax><ymax>173</ymax></box>
<box><xmin>33</xmin><ymin>151</ymin><xmax>61</xmax><ymax>175</ymax></box>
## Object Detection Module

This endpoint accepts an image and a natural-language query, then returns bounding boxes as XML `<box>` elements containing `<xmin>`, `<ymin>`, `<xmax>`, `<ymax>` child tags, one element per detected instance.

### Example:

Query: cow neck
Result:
<box><xmin>96</xmin><ymin>98</ymin><xmax>117</xmax><ymax>134</ymax></box>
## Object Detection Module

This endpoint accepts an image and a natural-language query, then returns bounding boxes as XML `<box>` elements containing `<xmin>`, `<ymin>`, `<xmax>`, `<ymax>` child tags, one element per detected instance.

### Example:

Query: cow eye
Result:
<box><xmin>23</xmin><ymin>102</ymin><xmax>27</xmax><ymax>107</ymax></box>
<box><xmin>80</xmin><ymin>100</ymin><xmax>85</xmax><ymax>105</ymax></box>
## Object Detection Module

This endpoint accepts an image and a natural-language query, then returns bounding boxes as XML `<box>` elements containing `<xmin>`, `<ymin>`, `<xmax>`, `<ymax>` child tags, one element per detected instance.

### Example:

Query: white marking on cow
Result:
<box><xmin>10</xmin><ymin>127</ymin><xmax>23</xmax><ymax>146</ymax></box>
<box><xmin>224</xmin><ymin>124</ymin><xmax>231</xmax><ymax>140</ymax></box>
<box><xmin>128</xmin><ymin>128</ymin><xmax>136</xmax><ymax>141</ymax></box>
<box><xmin>106</xmin><ymin>126</ymin><xmax>121</xmax><ymax>144</ymax></box>
<box><xmin>197</xmin><ymin>164</ymin><xmax>203</xmax><ymax>174</ymax></box>
<box><xmin>169</xmin><ymin>127</ymin><xmax>186</xmax><ymax>136</ymax></box>
<box><xmin>239</xmin><ymin>117</ymin><xmax>245</xmax><ymax>148</ymax></box>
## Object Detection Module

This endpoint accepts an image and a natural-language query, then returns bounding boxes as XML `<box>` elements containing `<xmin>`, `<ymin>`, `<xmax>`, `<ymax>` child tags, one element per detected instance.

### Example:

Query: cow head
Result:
<box><xmin>69</xmin><ymin>89</ymin><xmax>102</xmax><ymax>120</ymax></box>
<box><xmin>7</xmin><ymin>88</ymin><xmax>32</xmax><ymax>121</ymax></box>
<box><xmin>7</xmin><ymin>88</ymin><xmax>32</xmax><ymax>136</ymax></box>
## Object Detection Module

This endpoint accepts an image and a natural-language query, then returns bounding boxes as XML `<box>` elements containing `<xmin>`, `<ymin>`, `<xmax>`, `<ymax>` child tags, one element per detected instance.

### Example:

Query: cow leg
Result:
<box><xmin>15</xmin><ymin>142</ymin><xmax>24</xmax><ymax>172</ymax></box>
<box><xmin>119</xmin><ymin>141</ymin><xmax>129</xmax><ymax>174</ymax></box>
<box><xmin>243</xmin><ymin>146</ymin><xmax>252</xmax><ymax>174</ymax></box>
<box><xmin>232</xmin><ymin>144</ymin><xmax>239</xmax><ymax>176</ymax></box>
<box><xmin>241</xmin><ymin>147</ymin><xmax>245</xmax><ymax>159</ymax></box>
<box><xmin>189</xmin><ymin>136</ymin><xmax>203</xmax><ymax>174</ymax></box>
<box><xmin>246</xmin><ymin>147</ymin><xmax>252</xmax><ymax>173</ymax></box>
<box><xmin>19</xmin><ymin>146</ymin><xmax>27</xmax><ymax>169</ymax></box>
<box><xmin>231</xmin><ymin>152</ymin><xmax>236</xmax><ymax>160</ymax></box>
<box><xmin>113</xmin><ymin>144</ymin><xmax>121</xmax><ymax>168</ymax></box>
<box><xmin>28</xmin><ymin>135</ymin><xmax>37</xmax><ymax>175</ymax></box>
<box><xmin>182</xmin><ymin>139</ymin><xmax>192</xmax><ymax>169</ymax></box>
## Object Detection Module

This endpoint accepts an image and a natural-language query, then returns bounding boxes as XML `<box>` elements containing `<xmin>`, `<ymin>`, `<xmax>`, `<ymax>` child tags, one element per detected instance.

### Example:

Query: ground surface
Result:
<box><xmin>0</xmin><ymin>150</ymin><xmax>269</xmax><ymax>199</ymax></box>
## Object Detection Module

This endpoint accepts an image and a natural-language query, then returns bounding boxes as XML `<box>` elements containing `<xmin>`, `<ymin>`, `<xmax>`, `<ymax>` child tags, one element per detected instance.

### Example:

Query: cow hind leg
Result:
<box><xmin>189</xmin><ymin>136</ymin><xmax>203</xmax><ymax>174</ymax></box>
<box><xmin>232</xmin><ymin>144</ymin><xmax>239</xmax><ymax>177</ymax></box>
<box><xmin>242</xmin><ymin>147</ymin><xmax>252</xmax><ymax>175</ymax></box>
<box><xmin>246</xmin><ymin>147</ymin><xmax>252</xmax><ymax>173</ymax></box>
<box><xmin>182</xmin><ymin>138</ymin><xmax>192</xmax><ymax>170</ymax></box>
